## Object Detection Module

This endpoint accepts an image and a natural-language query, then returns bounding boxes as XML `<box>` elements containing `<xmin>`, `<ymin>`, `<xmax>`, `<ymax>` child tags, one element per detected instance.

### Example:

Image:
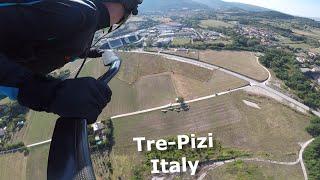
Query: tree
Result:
<box><xmin>304</xmin><ymin>137</ymin><xmax>320</xmax><ymax>180</ymax></box>
<box><xmin>176</xmin><ymin>97</ymin><xmax>185</xmax><ymax>103</ymax></box>
<box><xmin>306</xmin><ymin>117</ymin><xmax>320</xmax><ymax>137</ymax></box>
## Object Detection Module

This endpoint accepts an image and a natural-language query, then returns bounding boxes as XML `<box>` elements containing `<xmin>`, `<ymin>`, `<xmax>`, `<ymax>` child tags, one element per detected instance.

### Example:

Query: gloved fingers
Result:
<box><xmin>96</xmin><ymin>81</ymin><xmax>112</xmax><ymax>103</ymax></box>
<box><xmin>86</xmin><ymin>103</ymin><xmax>103</xmax><ymax>124</ymax></box>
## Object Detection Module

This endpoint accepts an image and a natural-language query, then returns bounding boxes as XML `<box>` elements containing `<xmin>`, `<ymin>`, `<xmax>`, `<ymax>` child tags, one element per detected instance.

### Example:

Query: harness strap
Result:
<box><xmin>0</xmin><ymin>0</ymin><xmax>42</xmax><ymax>7</ymax></box>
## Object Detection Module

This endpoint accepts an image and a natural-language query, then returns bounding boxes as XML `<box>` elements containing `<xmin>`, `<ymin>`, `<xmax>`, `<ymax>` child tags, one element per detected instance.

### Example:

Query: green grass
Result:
<box><xmin>172</xmin><ymin>38</ymin><xmax>192</xmax><ymax>46</ymax></box>
<box><xmin>112</xmin><ymin>91</ymin><xmax>311</xmax><ymax>161</ymax></box>
<box><xmin>200</xmin><ymin>20</ymin><xmax>235</xmax><ymax>28</ymax></box>
<box><xmin>26</xmin><ymin>144</ymin><xmax>50</xmax><ymax>180</ymax></box>
<box><xmin>0</xmin><ymin>144</ymin><xmax>50</xmax><ymax>180</ymax></box>
<box><xmin>23</xmin><ymin>111</ymin><xmax>58</xmax><ymax>145</ymax></box>
<box><xmin>0</xmin><ymin>152</ymin><xmax>27</xmax><ymax>180</ymax></box>
<box><xmin>205</xmin><ymin>160</ymin><xmax>304</xmax><ymax>180</ymax></box>
<box><xmin>277</xmin><ymin>36</ymin><xmax>315</xmax><ymax>50</ymax></box>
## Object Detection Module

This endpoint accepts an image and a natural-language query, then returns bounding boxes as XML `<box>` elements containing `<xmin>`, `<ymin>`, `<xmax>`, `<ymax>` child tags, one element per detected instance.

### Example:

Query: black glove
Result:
<box><xmin>80</xmin><ymin>48</ymin><xmax>104</xmax><ymax>59</ymax></box>
<box><xmin>18</xmin><ymin>76</ymin><xmax>112</xmax><ymax>124</ymax></box>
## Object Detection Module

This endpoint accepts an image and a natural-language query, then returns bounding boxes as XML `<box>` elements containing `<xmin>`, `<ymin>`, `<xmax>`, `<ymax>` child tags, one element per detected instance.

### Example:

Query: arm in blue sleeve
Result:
<box><xmin>0</xmin><ymin>86</ymin><xmax>19</xmax><ymax>100</ymax></box>
<box><xmin>0</xmin><ymin>53</ymin><xmax>32</xmax><ymax>100</ymax></box>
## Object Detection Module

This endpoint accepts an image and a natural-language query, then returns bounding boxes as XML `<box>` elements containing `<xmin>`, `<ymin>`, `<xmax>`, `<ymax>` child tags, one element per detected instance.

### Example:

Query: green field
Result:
<box><xmin>172</xmin><ymin>37</ymin><xmax>192</xmax><ymax>46</ymax></box>
<box><xmin>99</xmin><ymin>52</ymin><xmax>248</xmax><ymax>117</ymax></box>
<box><xmin>0</xmin><ymin>152</ymin><xmax>27</xmax><ymax>180</ymax></box>
<box><xmin>200</xmin><ymin>20</ymin><xmax>235</xmax><ymax>28</ymax></box>
<box><xmin>165</xmin><ymin>50</ymin><xmax>269</xmax><ymax>82</ymax></box>
<box><xmin>112</xmin><ymin>91</ymin><xmax>310</xmax><ymax>162</ymax></box>
<box><xmin>26</xmin><ymin>144</ymin><xmax>50</xmax><ymax>180</ymax></box>
<box><xmin>0</xmin><ymin>144</ymin><xmax>50</xmax><ymax>180</ymax></box>
<box><xmin>204</xmin><ymin>160</ymin><xmax>304</xmax><ymax>180</ymax></box>
<box><xmin>23</xmin><ymin>111</ymin><xmax>57</xmax><ymax>145</ymax></box>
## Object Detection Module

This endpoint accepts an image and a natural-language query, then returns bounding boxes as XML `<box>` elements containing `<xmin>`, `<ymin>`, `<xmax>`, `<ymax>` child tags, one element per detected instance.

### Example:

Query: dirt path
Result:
<box><xmin>197</xmin><ymin>138</ymin><xmax>315</xmax><ymax>180</ymax></box>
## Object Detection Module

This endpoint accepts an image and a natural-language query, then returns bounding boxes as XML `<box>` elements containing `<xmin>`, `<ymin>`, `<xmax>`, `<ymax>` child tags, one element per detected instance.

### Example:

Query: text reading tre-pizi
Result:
<box><xmin>133</xmin><ymin>133</ymin><xmax>214</xmax><ymax>176</ymax></box>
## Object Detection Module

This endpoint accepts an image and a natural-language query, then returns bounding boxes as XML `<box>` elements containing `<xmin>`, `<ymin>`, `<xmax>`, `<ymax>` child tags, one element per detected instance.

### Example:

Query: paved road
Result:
<box><xmin>132</xmin><ymin>50</ymin><xmax>320</xmax><ymax>117</ymax></box>
<box><xmin>0</xmin><ymin>51</ymin><xmax>316</xmax><ymax>179</ymax></box>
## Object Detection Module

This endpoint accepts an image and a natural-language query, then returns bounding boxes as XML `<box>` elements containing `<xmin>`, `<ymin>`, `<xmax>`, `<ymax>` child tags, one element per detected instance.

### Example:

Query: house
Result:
<box><xmin>92</xmin><ymin>122</ymin><xmax>105</xmax><ymax>132</ymax></box>
<box><xmin>0</xmin><ymin>128</ymin><xmax>5</xmax><ymax>138</ymax></box>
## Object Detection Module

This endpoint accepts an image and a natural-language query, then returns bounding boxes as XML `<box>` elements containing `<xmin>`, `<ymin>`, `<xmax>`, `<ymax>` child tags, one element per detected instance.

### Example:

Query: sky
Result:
<box><xmin>224</xmin><ymin>0</ymin><xmax>320</xmax><ymax>18</ymax></box>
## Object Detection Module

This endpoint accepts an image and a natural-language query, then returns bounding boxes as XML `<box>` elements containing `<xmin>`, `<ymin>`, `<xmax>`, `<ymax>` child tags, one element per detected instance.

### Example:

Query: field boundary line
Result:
<box><xmin>111</xmin><ymin>85</ymin><xmax>249</xmax><ymax>119</ymax></box>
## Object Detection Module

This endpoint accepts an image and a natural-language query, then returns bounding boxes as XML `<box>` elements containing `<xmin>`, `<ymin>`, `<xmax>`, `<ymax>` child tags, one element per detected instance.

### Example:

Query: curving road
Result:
<box><xmin>0</xmin><ymin>51</ymin><xmax>316</xmax><ymax>179</ymax></box>
<box><xmin>131</xmin><ymin>50</ymin><xmax>320</xmax><ymax>117</ymax></box>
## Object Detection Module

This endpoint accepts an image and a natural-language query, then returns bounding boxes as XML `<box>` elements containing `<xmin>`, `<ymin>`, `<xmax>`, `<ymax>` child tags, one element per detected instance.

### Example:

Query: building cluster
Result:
<box><xmin>298</xmin><ymin>52</ymin><xmax>320</xmax><ymax>84</ymax></box>
<box><xmin>99</xmin><ymin>33</ymin><xmax>143</xmax><ymax>49</ymax></box>
<box><xmin>141</xmin><ymin>22</ymin><xmax>227</xmax><ymax>47</ymax></box>
<box><xmin>198</xmin><ymin>29</ymin><xmax>226</xmax><ymax>41</ymax></box>
<box><xmin>91</xmin><ymin>121</ymin><xmax>107</xmax><ymax>145</ymax></box>
<box><xmin>237</xmin><ymin>26</ymin><xmax>275</xmax><ymax>46</ymax></box>
<box><xmin>296</xmin><ymin>51</ymin><xmax>319</xmax><ymax>64</ymax></box>
<box><xmin>0</xmin><ymin>105</ymin><xmax>26</xmax><ymax>143</ymax></box>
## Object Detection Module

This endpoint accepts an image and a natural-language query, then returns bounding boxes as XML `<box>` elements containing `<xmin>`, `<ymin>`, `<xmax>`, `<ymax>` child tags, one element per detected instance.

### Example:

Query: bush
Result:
<box><xmin>306</xmin><ymin>117</ymin><xmax>320</xmax><ymax>137</ymax></box>
<box><xmin>304</xmin><ymin>137</ymin><xmax>320</xmax><ymax>180</ymax></box>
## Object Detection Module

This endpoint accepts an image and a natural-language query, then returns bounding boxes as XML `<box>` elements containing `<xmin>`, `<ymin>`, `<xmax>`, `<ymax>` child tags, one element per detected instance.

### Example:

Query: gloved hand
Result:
<box><xmin>18</xmin><ymin>76</ymin><xmax>112</xmax><ymax>124</ymax></box>
<box><xmin>80</xmin><ymin>48</ymin><xmax>104</xmax><ymax>59</ymax></box>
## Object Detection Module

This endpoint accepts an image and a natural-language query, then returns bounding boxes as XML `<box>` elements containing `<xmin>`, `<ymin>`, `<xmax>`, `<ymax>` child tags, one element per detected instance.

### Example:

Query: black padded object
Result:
<box><xmin>48</xmin><ymin>54</ymin><xmax>121</xmax><ymax>180</ymax></box>
<box><xmin>47</xmin><ymin>118</ymin><xmax>95</xmax><ymax>180</ymax></box>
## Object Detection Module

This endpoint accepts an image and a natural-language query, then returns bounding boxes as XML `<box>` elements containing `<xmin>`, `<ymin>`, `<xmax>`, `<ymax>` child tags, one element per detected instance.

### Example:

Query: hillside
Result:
<box><xmin>139</xmin><ymin>0</ymin><xmax>268</xmax><ymax>12</ymax></box>
<box><xmin>191</xmin><ymin>0</ymin><xmax>268</xmax><ymax>12</ymax></box>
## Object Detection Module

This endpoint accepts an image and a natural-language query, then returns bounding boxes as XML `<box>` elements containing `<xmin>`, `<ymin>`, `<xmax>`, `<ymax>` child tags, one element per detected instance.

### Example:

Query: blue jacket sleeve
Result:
<box><xmin>0</xmin><ymin>53</ymin><xmax>32</xmax><ymax>100</ymax></box>
<box><xmin>0</xmin><ymin>86</ymin><xmax>19</xmax><ymax>100</ymax></box>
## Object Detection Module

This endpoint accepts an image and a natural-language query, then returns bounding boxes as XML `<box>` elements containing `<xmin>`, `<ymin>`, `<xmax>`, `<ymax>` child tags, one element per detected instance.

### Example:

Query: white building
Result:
<box><xmin>92</xmin><ymin>122</ymin><xmax>105</xmax><ymax>132</ymax></box>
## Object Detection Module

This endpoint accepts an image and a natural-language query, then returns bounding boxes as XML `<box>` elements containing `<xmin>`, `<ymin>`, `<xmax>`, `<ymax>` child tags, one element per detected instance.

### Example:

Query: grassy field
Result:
<box><xmin>0</xmin><ymin>152</ymin><xmax>27</xmax><ymax>180</ymax></box>
<box><xmin>277</xmin><ymin>36</ymin><xmax>315</xmax><ymax>50</ymax></box>
<box><xmin>204</xmin><ymin>161</ymin><xmax>304</xmax><ymax>180</ymax></box>
<box><xmin>172</xmin><ymin>37</ymin><xmax>192</xmax><ymax>46</ymax></box>
<box><xmin>199</xmin><ymin>50</ymin><xmax>269</xmax><ymax>82</ymax></box>
<box><xmin>112</xmin><ymin>91</ymin><xmax>310</xmax><ymax>161</ymax></box>
<box><xmin>23</xmin><ymin>111</ymin><xmax>58</xmax><ymax>145</ymax></box>
<box><xmin>98</xmin><ymin>52</ymin><xmax>248</xmax><ymax>117</ymax></box>
<box><xmin>293</xmin><ymin>28</ymin><xmax>320</xmax><ymax>40</ymax></box>
<box><xmin>26</xmin><ymin>144</ymin><xmax>50</xmax><ymax>180</ymax></box>
<box><xmin>164</xmin><ymin>50</ymin><xmax>269</xmax><ymax>82</ymax></box>
<box><xmin>200</xmin><ymin>20</ymin><xmax>235</xmax><ymax>28</ymax></box>
<box><xmin>0</xmin><ymin>144</ymin><xmax>50</xmax><ymax>180</ymax></box>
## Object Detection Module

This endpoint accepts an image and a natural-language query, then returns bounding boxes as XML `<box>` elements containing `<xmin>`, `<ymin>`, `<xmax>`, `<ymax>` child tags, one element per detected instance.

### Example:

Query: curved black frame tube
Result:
<box><xmin>48</xmin><ymin>58</ymin><xmax>121</xmax><ymax>180</ymax></box>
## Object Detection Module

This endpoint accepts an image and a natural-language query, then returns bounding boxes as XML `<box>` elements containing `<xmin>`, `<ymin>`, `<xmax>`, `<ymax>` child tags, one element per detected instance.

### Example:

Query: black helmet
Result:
<box><xmin>101</xmin><ymin>0</ymin><xmax>143</xmax><ymax>32</ymax></box>
<box><xmin>100</xmin><ymin>0</ymin><xmax>143</xmax><ymax>15</ymax></box>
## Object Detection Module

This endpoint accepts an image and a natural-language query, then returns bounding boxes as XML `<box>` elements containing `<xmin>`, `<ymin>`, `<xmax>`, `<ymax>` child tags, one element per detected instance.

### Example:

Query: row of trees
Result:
<box><xmin>0</xmin><ymin>142</ymin><xmax>25</xmax><ymax>152</ymax></box>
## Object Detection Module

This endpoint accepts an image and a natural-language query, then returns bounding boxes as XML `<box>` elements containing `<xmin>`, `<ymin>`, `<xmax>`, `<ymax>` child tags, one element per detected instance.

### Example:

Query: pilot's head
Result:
<box><xmin>101</xmin><ymin>0</ymin><xmax>143</xmax><ymax>29</ymax></box>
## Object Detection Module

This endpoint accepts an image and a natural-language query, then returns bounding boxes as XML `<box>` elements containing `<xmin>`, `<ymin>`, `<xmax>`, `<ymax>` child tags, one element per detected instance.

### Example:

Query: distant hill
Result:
<box><xmin>139</xmin><ymin>0</ymin><xmax>208</xmax><ymax>12</ymax></box>
<box><xmin>312</xmin><ymin>17</ymin><xmax>320</xmax><ymax>22</ymax></box>
<box><xmin>139</xmin><ymin>0</ymin><xmax>268</xmax><ymax>12</ymax></box>
<box><xmin>191</xmin><ymin>0</ymin><xmax>268</xmax><ymax>12</ymax></box>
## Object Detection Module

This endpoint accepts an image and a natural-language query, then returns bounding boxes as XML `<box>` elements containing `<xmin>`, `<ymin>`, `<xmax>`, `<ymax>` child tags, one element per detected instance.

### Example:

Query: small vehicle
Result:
<box><xmin>47</xmin><ymin>51</ymin><xmax>121</xmax><ymax>180</ymax></box>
